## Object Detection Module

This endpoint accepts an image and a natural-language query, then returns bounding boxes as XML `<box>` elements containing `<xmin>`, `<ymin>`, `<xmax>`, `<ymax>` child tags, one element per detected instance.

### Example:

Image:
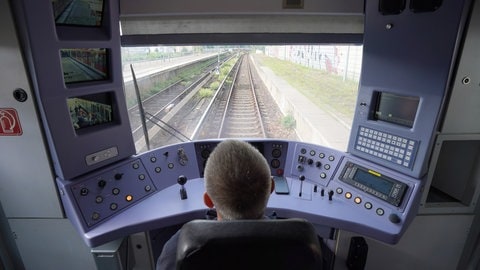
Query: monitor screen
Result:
<box><xmin>373</xmin><ymin>92</ymin><xmax>419</xmax><ymax>128</ymax></box>
<box><xmin>52</xmin><ymin>0</ymin><xmax>104</xmax><ymax>27</ymax></box>
<box><xmin>67</xmin><ymin>93</ymin><xmax>113</xmax><ymax>130</ymax></box>
<box><xmin>353</xmin><ymin>168</ymin><xmax>394</xmax><ymax>196</ymax></box>
<box><xmin>60</xmin><ymin>48</ymin><xmax>108</xmax><ymax>84</ymax></box>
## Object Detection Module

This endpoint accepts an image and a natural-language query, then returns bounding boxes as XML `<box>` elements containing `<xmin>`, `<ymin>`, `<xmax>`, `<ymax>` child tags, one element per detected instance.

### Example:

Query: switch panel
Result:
<box><xmin>69</xmin><ymin>159</ymin><xmax>156</xmax><ymax>228</ymax></box>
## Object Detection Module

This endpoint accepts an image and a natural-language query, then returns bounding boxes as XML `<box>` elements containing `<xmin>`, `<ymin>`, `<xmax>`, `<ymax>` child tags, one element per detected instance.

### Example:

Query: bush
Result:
<box><xmin>198</xmin><ymin>88</ymin><xmax>214</xmax><ymax>98</ymax></box>
<box><xmin>281</xmin><ymin>114</ymin><xmax>296</xmax><ymax>130</ymax></box>
<box><xmin>209</xmin><ymin>81</ymin><xmax>220</xmax><ymax>91</ymax></box>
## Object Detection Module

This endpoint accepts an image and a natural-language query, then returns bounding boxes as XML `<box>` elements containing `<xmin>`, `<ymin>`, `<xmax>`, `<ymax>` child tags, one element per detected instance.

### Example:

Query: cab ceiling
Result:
<box><xmin>119</xmin><ymin>0</ymin><xmax>364</xmax><ymax>45</ymax></box>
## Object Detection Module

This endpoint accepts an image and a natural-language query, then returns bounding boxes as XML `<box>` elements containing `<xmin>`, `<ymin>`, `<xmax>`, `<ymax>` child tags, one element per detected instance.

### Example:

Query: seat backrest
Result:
<box><xmin>176</xmin><ymin>218</ymin><xmax>323</xmax><ymax>270</ymax></box>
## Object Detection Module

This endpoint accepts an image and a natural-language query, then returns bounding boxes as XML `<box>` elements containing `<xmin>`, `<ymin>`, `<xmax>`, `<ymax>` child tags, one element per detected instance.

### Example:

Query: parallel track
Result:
<box><xmin>127</xmin><ymin>58</ymin><xmax>223</xmax><ymax>144</ymax></box>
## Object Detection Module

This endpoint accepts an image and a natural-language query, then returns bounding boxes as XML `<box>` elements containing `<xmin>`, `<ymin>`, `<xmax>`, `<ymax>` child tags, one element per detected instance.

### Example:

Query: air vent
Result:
<box><xmin>283</xmin><ymin>0</ymin><xmax>304</xmax><ymax>9</ymax></box>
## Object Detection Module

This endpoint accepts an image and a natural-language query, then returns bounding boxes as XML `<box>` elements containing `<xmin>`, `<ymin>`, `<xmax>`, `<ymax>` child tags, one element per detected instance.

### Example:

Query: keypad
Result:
<box><xmin>355</xmin><ymin>126</ymin><xmax>418</xmax><ymax>169</ymax></box>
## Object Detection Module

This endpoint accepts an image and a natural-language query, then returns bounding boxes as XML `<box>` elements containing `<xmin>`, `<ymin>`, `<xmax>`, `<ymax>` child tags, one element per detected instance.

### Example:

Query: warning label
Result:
<box><xmin>0</xmin><ymin>108</ymin><xmax>23</xmax><ymax>136</ymax></box>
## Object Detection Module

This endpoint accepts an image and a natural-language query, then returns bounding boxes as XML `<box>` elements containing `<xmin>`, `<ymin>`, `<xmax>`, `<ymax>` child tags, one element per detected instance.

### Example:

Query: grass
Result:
<box><xmin>281</xmin><ymin>114</ymin><xmax>296</xmax><ymax>130</ymax></box>
<box><xmin>198</xmin><ymin>88</ymin><xmax>214</xmax><ymax>98</ymax></box>
<box><xmin>198</xmin><ymin>57</ymin><xmax>238</xmax><ymax>99</ymax></box>
<box><xmin>254</xmin><ymin>54</ymin><xmax>358</xmax><ymax>120</ymax></box>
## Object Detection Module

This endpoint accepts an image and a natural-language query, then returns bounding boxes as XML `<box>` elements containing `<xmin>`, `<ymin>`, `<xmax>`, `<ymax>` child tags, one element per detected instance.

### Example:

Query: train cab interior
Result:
<box><xmin>1</xmin><ymin>0</ymin><xmax>480</xmax><ymax>269</ymax></box>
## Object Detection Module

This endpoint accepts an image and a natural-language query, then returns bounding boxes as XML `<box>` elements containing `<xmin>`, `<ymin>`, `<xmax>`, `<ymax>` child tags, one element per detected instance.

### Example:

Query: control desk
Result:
<box><xmin>56</xmin><ymin>139</ymin><xmax>423</xmax><ymax>247</ymax></box>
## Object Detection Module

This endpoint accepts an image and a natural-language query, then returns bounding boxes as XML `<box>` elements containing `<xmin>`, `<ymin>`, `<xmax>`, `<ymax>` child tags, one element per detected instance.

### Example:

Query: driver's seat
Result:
<box><xmin>175</xmin><ymin>218</ymin><xmax>323</xmax><ymax>270</ymax></box>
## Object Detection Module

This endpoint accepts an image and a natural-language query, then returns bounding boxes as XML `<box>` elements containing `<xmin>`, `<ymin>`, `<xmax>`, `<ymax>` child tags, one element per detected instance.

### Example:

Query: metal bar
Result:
<box><xmin>130</xmin><ymin>64</ymin><xmax>150</xmax><ymax>151</ymax></box>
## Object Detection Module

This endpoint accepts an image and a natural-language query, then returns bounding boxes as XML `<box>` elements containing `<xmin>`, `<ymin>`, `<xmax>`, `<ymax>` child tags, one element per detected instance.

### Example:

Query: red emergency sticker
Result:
<box><xmin>0</xmin><ymin>108</ymin><xmax>23</xmax><ymax>136</ymax></box>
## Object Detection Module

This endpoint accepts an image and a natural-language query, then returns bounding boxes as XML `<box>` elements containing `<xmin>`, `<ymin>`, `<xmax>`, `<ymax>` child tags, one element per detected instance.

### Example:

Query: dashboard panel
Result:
<box><xmin>56</xmin><ymin>139</ymin><xmax>423</xmax><ymax>247</ymax></box>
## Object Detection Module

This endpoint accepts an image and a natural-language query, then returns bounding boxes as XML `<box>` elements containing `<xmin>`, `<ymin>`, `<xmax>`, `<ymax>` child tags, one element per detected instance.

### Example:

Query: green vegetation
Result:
<box><xmin>139</xmin><ymin>58</ymin><xmax>223</xmax><ymax>104</ymax></box>
<box><xmin>254</xmin><ymin>54</ymin><xmax>358</xmax><ymax>120</ymax></box>
<box><xmin>281</xmin><ymin>114</ymin><xmax>296</xmax><ymax>130</ymax></box>
<box><xmin>197</xmin><ymin>57</ymin><xmax>239</xmax><ymax>99</ymax></box>
<box><xmin>149</xmin><ymin>81</ymin><xmax>170</xmax><ymax>96</ymax></box>
<box><xmin>209</xmin><ymin>81</ymin><xmax>220</xmax><ymax>91</ymax></box>
<box><xmin>198</xmin><ymin>88</ymin><xmax>214</xmax><ymax>98</ymax></box>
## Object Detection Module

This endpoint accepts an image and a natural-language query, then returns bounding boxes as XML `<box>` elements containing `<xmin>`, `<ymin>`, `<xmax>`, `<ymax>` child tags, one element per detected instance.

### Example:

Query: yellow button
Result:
<box><xmin>345</xmin><ymin>192</ymin><xmax>352</xmax><ymax>199</ymax></box>
<box><xmin>126</xmin><ymin>195</ymin><xmax>133</xmax><ymax>202</ymax></box>
<box><xmin>354</xmin><ymin>197</ymin><xmax>362</xmax><ymax>204</ymax></box>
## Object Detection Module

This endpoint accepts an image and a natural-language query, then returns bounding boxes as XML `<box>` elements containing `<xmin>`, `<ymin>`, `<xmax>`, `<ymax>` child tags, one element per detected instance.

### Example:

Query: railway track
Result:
<box><xmin>131</xmin><ymin>53</ymin><xmax>292</xmax><ymax>152</ymax></box>
<box><xmin>219</xmin><ymin>55</ymin><xmax>266</xmax><ymax>138</ymax></box>
<box><xmin>193</xmin><ymin>54</ymin><xmax>266</xmax><ymax>139</ymax></box>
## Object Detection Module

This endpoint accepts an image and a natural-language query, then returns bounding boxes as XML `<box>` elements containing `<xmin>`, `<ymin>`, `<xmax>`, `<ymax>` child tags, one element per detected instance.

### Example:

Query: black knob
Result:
<box><xmin>307</xmin><ymin>159</ymin><xmax>314</xmax><ymax>165</ymax></box>
<box><xmin>297</xmin><ymin>165</ymin><xmax>304</xmax><ymax>172</ymax></box>
<box><xmin>328</xmin><ymin>190</ymin><xmax>334</xmax><ymax>201</ymax></box>
<box><xmin>389</xmin><ymin>214</ymin><xmax>401</xmax><ymax>224</ymax></box>
<box><xmin>315</xmin><ymin>161</ymin><xmax>322</xmax><ymax>168</ymax></box>
<box><xmin>178</xmin><ymin>175</ymin><xmax>187</xmax><ymax>186</ymax></box>
<box><xmin>114</xmin><ymin>173</ymin><xmax>123</xmax><ymax>180</ymax></box>
<box><xmin>98</xmin><ymin>180</ymin><xmax>106</xmax><ymax>188</ymax></box>
<box><xmin>80</xmin><ymin>188</ymin><xmax>89</xmax><ymax>196</ymax></box>
<box><xmin>299</xmin><ymin>175</ymin><xmax>305</xmax><ymax>181</ymax></box>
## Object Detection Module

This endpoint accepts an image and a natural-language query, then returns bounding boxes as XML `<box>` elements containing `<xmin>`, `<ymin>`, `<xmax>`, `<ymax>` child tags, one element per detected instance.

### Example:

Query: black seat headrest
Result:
<box><xmin>176</xmin><ymin>218</ymin><xmax>323</xmax><ymax>270</ymax></box>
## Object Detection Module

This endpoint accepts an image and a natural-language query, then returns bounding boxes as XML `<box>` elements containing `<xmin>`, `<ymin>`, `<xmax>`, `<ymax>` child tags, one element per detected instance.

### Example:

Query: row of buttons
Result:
<box><xmin>93</xmin><ymin>186</ymin><xmax>152</xmax><ymax>203</ymax></box>
<box><xmin>359</xmin><ymin>127</ymin><xmax>414</xmax><ymax>146</ymax></box>
<box><xmin>297</xmin><ymin>155</ymin><xmax>331</xmax><ymax>180</ymax></box>
<box><xmin>297</xmin><ymin>155</ymin><xmax>332</xmax><ymax>170</ymax></box>
<box><xmin>335</xmin><ymin>187</ymin><xmax>385</xmax><ymax>216</ymax></box>
<box><xmin>355</xmin><ymin>126</ymin><xmax>417</xmax><ymax>168</ymax></box>
<box><xmin>358</xmin><ymin>137</ymin><xmax>409</xmax><ymax>157</ymax></box>
<box><xmin>78</xmin><ymin>172</ymin><xmax>149</xmax><ymax>196</ymax></box>
<box><xmin>300</xmin><ymin>148</ymin><xmax>335</xmax><ymax>161</ymax></box>
<box><xmin>295</xmin><ymin>145</ymin><xmax>342</xmax><ymax>186</ymax></box>
<box><xmin>91</xmin><ymin>194</ymin><xmax>136</xmax><ymax>220</ymax></box>
<box><xmin>74</xmin><ymin>160</ymin><xmax>156</xmax><ymax>225</ymax></box>
<box><xmin>87</xmin><ymin>184</ymin><xmax>153</xmax><ymax>221</ymax></box>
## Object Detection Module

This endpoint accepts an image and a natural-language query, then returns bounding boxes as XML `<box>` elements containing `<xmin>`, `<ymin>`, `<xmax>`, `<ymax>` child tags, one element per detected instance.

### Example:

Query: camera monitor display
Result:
<box><xmin>373</xmin><ymin>92</ymin><xmax>420</xmax><ymax>128</ymax></box>
<box><xmin>67</xmin><ymin>93</ymin><xmax>113</xmax><ymax>131</ymax></box>
<box><xmin>60</xmin><ymin>48</ymin><xmax>108</xmax><ymax>84</ymax></box>
<box><xmin>52</xmin><ymin>0</ymin><xmax>104</xmax><ymax>27</ymax></box>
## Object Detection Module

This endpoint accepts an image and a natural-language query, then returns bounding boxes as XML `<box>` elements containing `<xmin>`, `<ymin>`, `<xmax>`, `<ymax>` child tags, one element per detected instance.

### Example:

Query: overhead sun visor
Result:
<box><xmin>119</xmin><ymin>0</ymin><xmax>364</xmax><ymax>44</ymax></box>
<box><xmin>119</xmin><ymin>0</ymin><xmax>364</xmax><ymax>16</ymax></box>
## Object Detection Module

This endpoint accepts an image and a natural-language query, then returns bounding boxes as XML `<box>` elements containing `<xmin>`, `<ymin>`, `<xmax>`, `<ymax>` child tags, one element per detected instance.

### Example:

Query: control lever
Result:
<box><xmin>299</xmin><ymin>175</ymin><xmax>305</xmax><ymax>197</ymax></box>
<box><xmin>178</xmin><ymin>175</ymin><xmax>188</xmax><ymax>200</ymax></box>
<box><xmin>328</xmin><ymin>190</ymin><xmax>334</xmax><ymax>201</ymax></box>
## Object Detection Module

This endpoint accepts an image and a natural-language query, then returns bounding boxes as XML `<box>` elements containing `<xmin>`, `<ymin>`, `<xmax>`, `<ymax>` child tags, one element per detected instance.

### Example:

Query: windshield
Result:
<box><xmin>121</xmin><ymin>45</ymin><xmax>362</xmax><ymax>153</ymax></box>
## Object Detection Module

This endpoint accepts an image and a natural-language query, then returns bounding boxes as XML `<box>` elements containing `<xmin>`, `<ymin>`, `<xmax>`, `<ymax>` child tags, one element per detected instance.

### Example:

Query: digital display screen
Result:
<box><xmin>60</xmin><ymin>48</ymin><xmax>108</xmax><ymax>84</ymax></box>
<box><xmin>353</xmin><ymin>169</ymin><xmax>393</xmax><ymax>196</ymax></box>
<box><xmin>67</xmin><ymin>93</ymin><xmax>113</xmax><ymax>130</ymax></box>
<box><xmin>52</xmin><ymin>0</ymin><xmax>104</xmax><ymax>27</ymax></box>
<box><xmin>373</xmin><ymin>92</ymin><xmax>419</xmax><ymax>128</ymax></box>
